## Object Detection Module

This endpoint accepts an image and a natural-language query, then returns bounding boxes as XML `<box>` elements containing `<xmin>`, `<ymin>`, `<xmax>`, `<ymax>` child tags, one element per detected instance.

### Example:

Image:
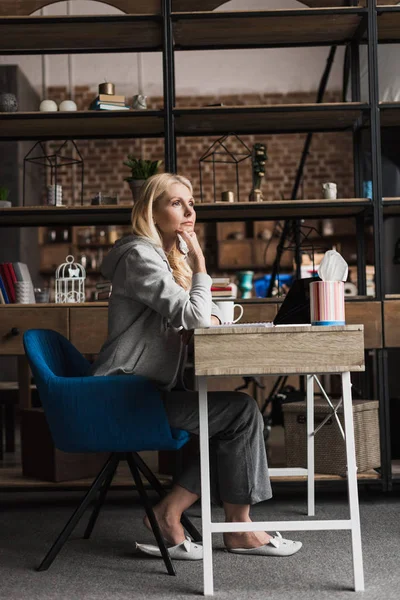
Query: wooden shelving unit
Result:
<box><xmin>0</xmin><ymin>0</ymin><xmax>394</xmax><ymax>491</ymax></box>
<box><xmin>0</xmin><ymin>199</ymin><xmax>371</xmax><ymax>227</ymax></box>
<box><xmin>174</xmin><ymin>103</ymin><xmax>368</xmax><ymax>136</ymax></box>
<box><xmin>0</xmin><ymin>0</ymin><xmax>230</xmax><ymax>18</ymax></box>
<box><xmin>0</xmin><ymin>103</ymin><xmax>369</xmax><ymax>141</ymax></box>
<box><xmin>173</xmin><ymin>7</ymin><xmax>366</xmax><ymax>50</ymax></box>
<box><xmin>383</xmin><ymin>197</ymin><xmax>400</xmax><ymax>215</ymax></box>
<box><xmin>0</xmin><ymin>463</ymin><xmax>380</xmax><ymax>491</ymax></box>
<box><xmin>0</xmin><ymin>110</ymin><xmax>164</xmax><ymax>141</ymax></box>
<box><xmin>0</xmin><ymin>14</ymin><xmax>163</xmax><ymax>54</ymax></box>
<box><xmin>0</xmin><ymin>4</ymin><xmax>400</xmax><ymax>57</ymax></box>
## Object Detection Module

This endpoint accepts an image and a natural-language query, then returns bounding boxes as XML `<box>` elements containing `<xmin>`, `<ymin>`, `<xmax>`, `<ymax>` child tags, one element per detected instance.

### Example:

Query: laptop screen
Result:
<box><xmin>273</xmin><ymin>277</ymin><xmax>321</xmax><ymax>325</ymax></box>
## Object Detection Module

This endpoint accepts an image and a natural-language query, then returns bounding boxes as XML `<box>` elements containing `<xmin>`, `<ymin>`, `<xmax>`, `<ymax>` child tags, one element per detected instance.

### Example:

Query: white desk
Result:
<box><xmin>194</xmin><ymin>324</ymin><xmax>365</xmax><ymax>596</ymax></box>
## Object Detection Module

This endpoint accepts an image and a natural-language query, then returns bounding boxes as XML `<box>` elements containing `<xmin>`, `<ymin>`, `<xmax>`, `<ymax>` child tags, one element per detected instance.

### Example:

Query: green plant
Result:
<box><xmin>0</xmin><ymin>186</ymin><xmax>10</xmax><ymax>202</ymax></box>
<box><xmin>123</xmin><ymin>156</ymin><xmax>162</xmax><ymax>181</ymax></box>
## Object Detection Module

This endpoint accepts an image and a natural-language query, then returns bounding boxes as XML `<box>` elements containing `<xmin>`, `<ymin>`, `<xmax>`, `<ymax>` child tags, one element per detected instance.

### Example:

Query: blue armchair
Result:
<box><xmin>23</xmin><ymin>329</ymin><xmax>201</xmax><ymax>576</ymax></box>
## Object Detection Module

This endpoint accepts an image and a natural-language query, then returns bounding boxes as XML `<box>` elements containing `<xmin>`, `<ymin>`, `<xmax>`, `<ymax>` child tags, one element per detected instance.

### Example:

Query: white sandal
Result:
<box><xmin>136</xmin><ymin>536</ymin><xmax>203</xmax><ymax>561</ymax></box>
<box><xmin>227</xmin><ymin>532</ymin><xmax>302</xmax><ymax>557</ymax></box>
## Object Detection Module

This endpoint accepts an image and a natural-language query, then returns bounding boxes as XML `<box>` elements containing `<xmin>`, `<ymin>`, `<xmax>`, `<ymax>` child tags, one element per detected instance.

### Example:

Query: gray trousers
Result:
<box><xmin>162</xmin><ymin>390</ymin><xmax>272</xmax><ymax>505</ymax></box>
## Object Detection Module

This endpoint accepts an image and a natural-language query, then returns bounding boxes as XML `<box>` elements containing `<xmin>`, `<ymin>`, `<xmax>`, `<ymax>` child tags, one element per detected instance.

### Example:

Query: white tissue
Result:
<box><xmin>177</xmin><ymin>233</ymin><xmax>189</xmax><ymax>256</ymax></box>
<box><xmin>317</xmin><ymin>250</ymin><xmax>348</xmax><ymax>282</ymax></box>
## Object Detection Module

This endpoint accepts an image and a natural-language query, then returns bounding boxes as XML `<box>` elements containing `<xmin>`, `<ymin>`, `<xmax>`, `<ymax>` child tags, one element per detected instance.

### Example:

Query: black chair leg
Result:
<box><xmin>37</xmin><ymin>454</ymin><xmax>117</xmax><ymax>572</ymax></box>
<box><xmin>132</xmin><ymin>452</ymin><xmax>202</xmax><ymax>543</ymax></box>
<box><xmin>83</xmin><ymin>454</ymin><xmax>120</xmax><ymax>540</ymax></box>
<box><xmin>125</xmin><ymin>453</ymin><xmax>176</xmax><ymax>576</ymax></box>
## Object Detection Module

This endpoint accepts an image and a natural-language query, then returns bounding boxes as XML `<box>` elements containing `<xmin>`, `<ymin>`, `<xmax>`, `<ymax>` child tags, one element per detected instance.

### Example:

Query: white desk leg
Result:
<box><xmin>307</xmin><ymin>374</ymin><xmax>315</xmax><ymax>516</ymax></box>
<box><xmin>197</xmin><ymin>376</ymin><xmax>214</xmax><ymax>596</ymax></box>
<box><xmin>342</xmin><ymin>371</ymin><xmax>365</xmax><ymax>592</ymax></box>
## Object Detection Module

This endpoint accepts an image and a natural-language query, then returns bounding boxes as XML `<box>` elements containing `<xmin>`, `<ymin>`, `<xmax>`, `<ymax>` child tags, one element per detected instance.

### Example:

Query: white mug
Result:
<box><xmin>214</xmin><ymin>300</ymin><xmax>244</xmax><ymax>324</ymax></box>
<box><xmin>322</xmin><ymin>182</ymin><xmax>337</xmax><ymax>199</ymax></box>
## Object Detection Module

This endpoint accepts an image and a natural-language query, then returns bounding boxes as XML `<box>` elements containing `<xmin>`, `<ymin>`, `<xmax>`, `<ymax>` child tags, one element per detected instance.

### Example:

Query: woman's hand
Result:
<box><xmin>176</xmin><ymin>229</ymin><xmax>206</xmax><ymax>273</ymax></box>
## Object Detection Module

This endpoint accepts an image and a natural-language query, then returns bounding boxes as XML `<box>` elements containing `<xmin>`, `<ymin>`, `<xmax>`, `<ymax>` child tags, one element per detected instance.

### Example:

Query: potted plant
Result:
<box><xmin>123</xmin><ymin>156</ymin><xmax>162</xmax><ymax>201</ymax></box>
<box><xmin>0</xmin><ymin>185</ymin><xmax>11</xmax><ymax>207</ymax></box>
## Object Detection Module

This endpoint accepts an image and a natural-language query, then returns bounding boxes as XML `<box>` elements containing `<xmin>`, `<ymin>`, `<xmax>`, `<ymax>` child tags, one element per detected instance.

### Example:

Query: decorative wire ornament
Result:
<box><xmin>199</xmin><ymin>132</ymin><xmax>252</xmax><ymax>203</ymax></box>
<box><xmin>55</xmin><ymin>255</ymin><xmax>86</xmax><ymax>303</ymax></box>
<box><xmin>283</xmin><ymin>222</ymin><xmax>330</xmax><ymax>276</ymax></box>
<box><xmin>23</xmin><ymin>139</ymin><xmax>84</xmax><ymax>206</ymax></box>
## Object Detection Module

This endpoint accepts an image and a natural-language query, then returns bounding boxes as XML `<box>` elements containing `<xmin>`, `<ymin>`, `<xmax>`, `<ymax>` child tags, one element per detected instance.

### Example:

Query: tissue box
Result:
<box><xmin>283</xmin><ymin>399</ymin><xmax>380</xmax><ymax>476</ymax></box>
<box><xmin>310</xmin><ymin>280</ymin><xmax>345</xmax><ymax>325</ymax></box>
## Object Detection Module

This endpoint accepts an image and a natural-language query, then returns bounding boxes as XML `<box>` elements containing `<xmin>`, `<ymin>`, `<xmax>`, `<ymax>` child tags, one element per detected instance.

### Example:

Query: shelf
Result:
<box><xmin>174</xmin><ymin>103</ymin><xmax>368</xmax><ymax>136</ymax></box>
<box><xmin>1</xmin><ymin>5</ymin><xmax>400</xmax><ymax>56</ymax></box>
<box><xmin>173</xmin><ymin>7</ymin><xmax>366</xmax><ymax>50</ymax></box>
<box><xmin>0</xmin><ymin>14</ymin><xmax>163</xmax><ymax>54</ymax></box>
<box><xmin>377</xmin><ymin>6</ymin><xmax>400</xmax><ymax>44</ymax></box>
<box><xmin>300</xmin><ymin>1</ymin><xmax>399</xmax><ymax>6</ymax></box>
<box><xmin>0</xmin><ymin>205</ymin><xmax>133</xmax><ymax>227</ymax></box>
<box><xmin>0</xmin><ymin>199</ymin><xmax>371</xmax><ymax>227</ymax></box>
<box><xmin>0</xmin><ymin>0</ymin><xmax>230</xmax><ymax>18</ymax></box>
<box><xmin>0</xmin><ymin>104</ymin><xmax>368</xmax><ymax>141</ymax></box>
<box><xmin>0</xmin><ymin>464</ymin><xmax>380</xmax><ymax>491</ymax></box>
<box><xmin>383</xmin><ymin>198</ymin><xmax>400</xmax><ymax>215</ymax></box>
<box><xmin>379</xmin><ymin>102</ymin><xmax>400</xmax><ymax>128</ymax></box>
<box><xmin>0</xmin><ymin>110</ymin><xmax>164</xmax><ymax>141</ymax></box>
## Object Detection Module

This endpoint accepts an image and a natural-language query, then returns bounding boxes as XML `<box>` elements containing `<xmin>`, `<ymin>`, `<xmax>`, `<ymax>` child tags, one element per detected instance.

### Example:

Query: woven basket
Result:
<box><xmin>282</xmin><ymin>399</ymin><xmax>380</xmax><ymax>476</ymax></box>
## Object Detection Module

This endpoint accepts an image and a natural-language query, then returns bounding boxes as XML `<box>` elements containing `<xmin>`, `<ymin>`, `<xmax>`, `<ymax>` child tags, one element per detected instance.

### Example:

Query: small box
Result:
<box><xmin>21</xmin><ymin>408</ymin><xmax>109</xmax><ymax>482</ymax></box>
<box><xmin>282</xmin><ymin>399</ymin><xmax>380</xmax><ymax>476</ymax></box>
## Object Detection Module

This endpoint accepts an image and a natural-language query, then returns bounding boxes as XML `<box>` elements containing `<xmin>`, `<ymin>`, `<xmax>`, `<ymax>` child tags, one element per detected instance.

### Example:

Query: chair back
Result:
<box><xmin>23</xmin><ymin>329</ymin><xmax>189</xmax><ymax>453</ymax></box>
<box><xmin>24</xmin><ymin>328</ymin><xmax>91</xmax><ymax>381</ymax></box>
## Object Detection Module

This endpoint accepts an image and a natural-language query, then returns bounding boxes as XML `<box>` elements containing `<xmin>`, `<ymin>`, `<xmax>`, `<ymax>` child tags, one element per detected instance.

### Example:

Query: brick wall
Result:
<box><xmin>46</xmin><ymin>86</ymin><xmax>354</xmax><ymax>206</ymax></box>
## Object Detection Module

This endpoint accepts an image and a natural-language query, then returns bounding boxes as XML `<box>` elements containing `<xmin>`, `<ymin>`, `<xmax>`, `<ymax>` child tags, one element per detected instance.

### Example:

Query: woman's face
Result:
<box><xmin>153</xmin><ymin>182</ymin><xmax>196</xmax><ymax>244</ymax></box>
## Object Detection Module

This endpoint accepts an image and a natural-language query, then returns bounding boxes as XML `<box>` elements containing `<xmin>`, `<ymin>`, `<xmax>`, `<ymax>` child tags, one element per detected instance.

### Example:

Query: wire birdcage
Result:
<box><xmin>55</xmin><ymin>255</ymin><xmax>86</xmax><ymax>304</ymax></box>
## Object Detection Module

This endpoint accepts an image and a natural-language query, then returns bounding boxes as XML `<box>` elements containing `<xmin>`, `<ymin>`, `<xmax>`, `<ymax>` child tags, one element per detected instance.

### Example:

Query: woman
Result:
<box><xmin>91</xmin><ymin>173</ymin><xmax>302</xmax><ymax>559</ymax></box>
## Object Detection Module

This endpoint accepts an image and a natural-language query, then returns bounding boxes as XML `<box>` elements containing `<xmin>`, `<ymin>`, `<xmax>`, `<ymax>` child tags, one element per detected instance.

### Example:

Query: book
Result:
<box><xmin>89</xmin><ymin>98</ymin><xmax>130</xmax><ymax>111</ymax></box>
<box><xmin>0</xmin><ymin>286</ymin><xmax>4</xmax><ymax>304</ymax></box>
<box><xmin>98</xmin><ymin>94</ymin><xmax>126</xmax><ymax>103</ymax></box>
<box><xmin>0</xmin><ymin>263</ymin><xmax>15</xmax><ymax>302</ymax></box>
<box><xmin>212</xmin><ymin>290</ymin><xmax>234</xmax><ymax>297</ymax></box>
<box><xmin>6</xmin><ymin>262</ymin><xmax>17</xmax><ymax>290</ymax></box>
<box><xmin>100</xmin><ymin>101</ymin><xmax>126</xmax><ymax>106</ymax></box>
<box><xmin>98</xmin><ymin>103</ymin><xmax>130</xmax><ymax>111</ymax></box>
<box><xmin>212</xmin><ymin>277</ymin><xmax>231</xmax><ymax>286</ymax></box>
<box><xmin>0</xmin><ymin>274</ymin><xmax>8</xmax><ymax>303</ymax></box>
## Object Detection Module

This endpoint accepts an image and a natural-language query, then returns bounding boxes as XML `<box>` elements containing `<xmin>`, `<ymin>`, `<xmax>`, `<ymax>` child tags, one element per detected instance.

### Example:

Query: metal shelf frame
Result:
<box><xmin>0</xmin><ymin>0</ymin><xmax>394</xmax><ymax>491</ymax></box>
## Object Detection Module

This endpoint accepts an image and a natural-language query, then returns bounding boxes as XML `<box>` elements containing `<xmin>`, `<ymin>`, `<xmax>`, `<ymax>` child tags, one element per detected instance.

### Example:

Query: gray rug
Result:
<box><xmin>0</xmin><ymin>487</ymin><xmax>399</xmax><ymax>600</ymax></box>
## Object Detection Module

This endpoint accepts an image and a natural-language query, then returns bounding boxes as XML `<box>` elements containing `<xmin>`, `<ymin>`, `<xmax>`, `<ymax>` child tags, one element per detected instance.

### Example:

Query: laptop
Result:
<box><xmin>273</xmin><ymin>276</ymin><xmax>321</xmax><ymax>326</ymax></box>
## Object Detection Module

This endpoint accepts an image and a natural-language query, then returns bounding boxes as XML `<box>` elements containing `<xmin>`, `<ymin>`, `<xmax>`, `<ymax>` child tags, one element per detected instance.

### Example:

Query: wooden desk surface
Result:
<box><xmin>194</xmin><ymin>324</ymin><xmax>365</xmax><ymax>377</ymax></box>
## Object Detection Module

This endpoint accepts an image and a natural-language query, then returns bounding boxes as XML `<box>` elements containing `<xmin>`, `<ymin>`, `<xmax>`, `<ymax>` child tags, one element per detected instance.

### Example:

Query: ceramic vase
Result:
<box><xmin>128</xmin><ymin>179</ymin><xmax>145</xmax><ymax>202</ymax></box>
<box><xmin>236</xmin><ymin>270</ymin><xmax>254</xmax><ymax>299</ymax></box>
<box><xmin>0</xmin><ymin>93</ymin><xmax>18</xmax><ymax>112</ymax></box>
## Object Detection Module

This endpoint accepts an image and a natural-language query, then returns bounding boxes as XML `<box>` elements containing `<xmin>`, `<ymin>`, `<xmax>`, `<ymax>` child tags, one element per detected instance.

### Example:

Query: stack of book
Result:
<box><xmin>89</xmin><ymin>93</ymin><xmax>130</xmax><ymax>111</ymax></box>
<box><xmin>0</xmin><ymin>262</ymin><xmax>35</xmax><ymax>304</ymax></box>
<box><xmin>211</xmin><ymin>277</ymin><xmax>235</xmax><ymax>299</ymax></box>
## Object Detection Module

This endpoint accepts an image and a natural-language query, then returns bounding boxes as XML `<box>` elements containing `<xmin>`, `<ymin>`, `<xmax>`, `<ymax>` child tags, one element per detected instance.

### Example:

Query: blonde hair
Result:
<box><xmin>131</xmin><ymin>172</ymin><xmax>193</xmax><ymax>290</ymax></box>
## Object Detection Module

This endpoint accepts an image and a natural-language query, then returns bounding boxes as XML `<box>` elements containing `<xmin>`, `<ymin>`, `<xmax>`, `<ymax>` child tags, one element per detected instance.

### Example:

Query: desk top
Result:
<box><xmin>195</xmin><ymin>324</ymin><xmax>363</xmax><ymax>335</ymax></box>
<box><xmin>194</xmin><ymin>324</ymin><xmax>365</xmax><ymax>376</ymax></box>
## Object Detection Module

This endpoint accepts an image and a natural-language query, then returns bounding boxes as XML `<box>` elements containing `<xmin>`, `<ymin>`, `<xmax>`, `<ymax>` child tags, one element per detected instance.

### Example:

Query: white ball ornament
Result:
<box><xmin>40</xmin><ymin>100</ymin><xmax>58</xmax><ymax>112</ymax></box>
<box><xmin>59</xmin><ymin>100</ymin><xmax>78</xmax><ymax>112</ymax></box>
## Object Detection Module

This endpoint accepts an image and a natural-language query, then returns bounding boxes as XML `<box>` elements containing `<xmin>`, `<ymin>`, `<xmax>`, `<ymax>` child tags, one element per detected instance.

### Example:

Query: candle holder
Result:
<box><xmin>98</xmin><ymin>81</ymin><xmax>115</xmax><ymax>95</ymax></box>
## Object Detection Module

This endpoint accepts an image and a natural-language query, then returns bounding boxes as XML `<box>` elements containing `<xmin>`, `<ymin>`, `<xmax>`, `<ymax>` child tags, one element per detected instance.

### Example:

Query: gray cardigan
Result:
<box><xmin>90</xmin><ymin>234</ymin><xmax>222</xmax><ymax>390</ymax></box>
